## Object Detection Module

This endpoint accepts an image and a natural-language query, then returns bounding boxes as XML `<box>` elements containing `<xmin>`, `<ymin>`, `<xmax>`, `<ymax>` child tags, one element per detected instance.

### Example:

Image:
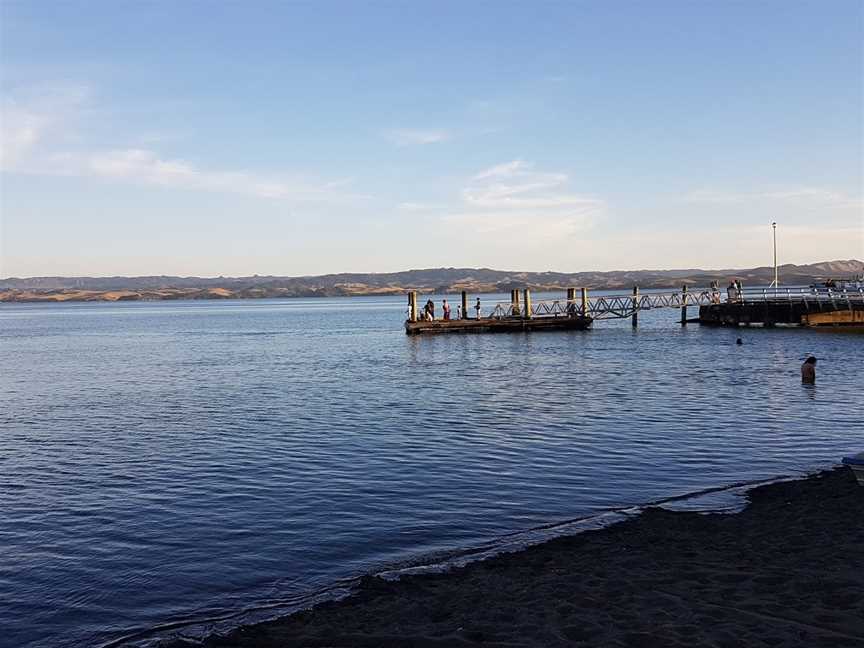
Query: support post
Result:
<box><xmin>631</xmin><ymin>286</ymin><xmax>639</xmax><ymax>328</ymax></box>
<box><xmin>513</xmin><ymin>289</ymin><xmax>521</xmax><ymax>316</ymax></box>
<box><xmin>408</xmin><ymin>291</ymin><xmax>417</xmax><ymax>322</ymax></box>
<box><xmin>681</xmin><ymin>284</ymin><xmax>688</xmax><ymax>325</ymax></box>
<box><xmin>566</xmin><ymin>287</ymin><xmax>576</xmax><ymax>316</ymax></box>
<box><xmin>461</xmin><ymin>291</ymin><xmax>468</xmax><ymax>319</ymax></box>
<box><xmin>523</xmin><ymin>288</ymin><xmax>532</xmax><ymax>319</ymax></box>
<box><xmin>772</xmin><ymin>221</ymin><xmax>778</xmax><ymax>292</ymax></box>
<box><xmin>581</xmin><ymin>287</ymin><xmax>589</xmax><ymax>317</ymax></box>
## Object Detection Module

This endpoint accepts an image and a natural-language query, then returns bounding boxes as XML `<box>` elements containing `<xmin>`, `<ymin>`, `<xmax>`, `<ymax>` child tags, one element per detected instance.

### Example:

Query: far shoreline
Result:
<box><xmin>3</xmin><ymin>259</ymin><xmax>860</xmax><ymax>304</ymax></box>
<box><xmin>0</xmin><ymin>284</ymin><xmax>714</xmax><ymax>304</ymax></box>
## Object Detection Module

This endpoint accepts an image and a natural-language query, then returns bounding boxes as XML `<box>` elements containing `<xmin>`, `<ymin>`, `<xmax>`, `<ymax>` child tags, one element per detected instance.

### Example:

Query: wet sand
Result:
<box><xmin>169</xmin><ymin>467</ymin><xmax>864</xmax><ymax>647</ymax></box>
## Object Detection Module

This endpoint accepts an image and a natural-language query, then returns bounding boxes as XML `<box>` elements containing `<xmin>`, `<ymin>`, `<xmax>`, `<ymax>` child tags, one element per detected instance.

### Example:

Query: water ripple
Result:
<box><xmin>1</xmin><ymin>296</ymin><xmax>862</xmax><ymax>648</ymax></box>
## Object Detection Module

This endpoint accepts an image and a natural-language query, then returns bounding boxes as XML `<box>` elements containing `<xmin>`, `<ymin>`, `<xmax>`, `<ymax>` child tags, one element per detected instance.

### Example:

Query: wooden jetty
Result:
<box><xmin>405</xmin><ymin>288</ymin><xmax>592</xmax><ymax>335</ymax></box>
<box><xmin>405</xmin><ymin>285</ymin><xmax>864</xmax><ymax>335</ymax></box>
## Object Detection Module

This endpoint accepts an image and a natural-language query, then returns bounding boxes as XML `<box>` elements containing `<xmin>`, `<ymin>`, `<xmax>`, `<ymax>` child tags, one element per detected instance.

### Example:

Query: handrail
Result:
<box><xmin>484</xmin><ymin>287</ymin><xmax>864</xmax><ymax>322</ymax></box>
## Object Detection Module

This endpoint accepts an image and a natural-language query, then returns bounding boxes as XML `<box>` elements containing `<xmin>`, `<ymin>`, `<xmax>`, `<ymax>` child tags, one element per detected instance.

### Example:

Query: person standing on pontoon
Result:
<box><xmin>710</xmin><ymin>280</ymin><xmax>721</xmax><ymax>304</ymax></box>
<box><xmin>475</xmin><ymin>297</ymin><xmax>481</xmax><ymax>319</ymax></box>
<box><xmin>727</xmin><ymin>280</ymin><xmax>739</xmax><ymax>303</ymax></box>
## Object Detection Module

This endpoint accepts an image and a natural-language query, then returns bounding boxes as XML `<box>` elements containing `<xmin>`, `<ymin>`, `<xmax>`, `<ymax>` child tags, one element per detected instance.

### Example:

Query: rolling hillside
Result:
<box><xmin>1</xmin><ymin>260</ymin><xmax>861</xmax><ymax>302</ymax></box>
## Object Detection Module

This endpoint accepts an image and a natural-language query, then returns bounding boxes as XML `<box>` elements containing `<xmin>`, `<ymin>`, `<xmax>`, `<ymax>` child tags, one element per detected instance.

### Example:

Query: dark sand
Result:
<box><xmin>169</xmin><ymin>468</ymin><xmax>864</xmax><ymax>647</ymax></box>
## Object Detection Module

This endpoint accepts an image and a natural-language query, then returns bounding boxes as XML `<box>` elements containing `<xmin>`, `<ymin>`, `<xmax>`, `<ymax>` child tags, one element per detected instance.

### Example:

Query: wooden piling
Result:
<box><xmin>523</xmin><ymin>288</ymin><xmax>532</xmax><ymax>319</ymax></box>
<box><xmin>408</xmin><ymin>291</ymin><xmax>417</xmax><ymax>322</ymax></box>
<box><xmin>631</xmin><ymin>286</ymin><xmax>639</xmax><ymax>328</ymax></box>
<box><xmin>512</xmin><ymin>289</ymin><xmax>521</xmax><ymax>316</ymax></box>
<box><xmin>581</xmin><ymin>287</ymin><xmax>589</xmax><ymax>317</ymax></box>
<box><xmin>461</xmin><ymin>291</ymin><xmax>468</xmax><ymax>319</ymax></box>
<box><xmin>681</xmin><ymin>284</ymin><xmax>688</xmax><ymax>325</ymax></box>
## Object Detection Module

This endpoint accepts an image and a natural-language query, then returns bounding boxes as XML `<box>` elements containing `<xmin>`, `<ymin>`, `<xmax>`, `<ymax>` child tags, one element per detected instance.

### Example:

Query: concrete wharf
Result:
<box><xmin>404</xmin><ymin>286</ymin><xmax>864</xmax><ymax>334</ymax></box>
<box><xmin>699</xmin><ymin>287</ymin><xmax>864</xmax><ymax>329</ymax></box>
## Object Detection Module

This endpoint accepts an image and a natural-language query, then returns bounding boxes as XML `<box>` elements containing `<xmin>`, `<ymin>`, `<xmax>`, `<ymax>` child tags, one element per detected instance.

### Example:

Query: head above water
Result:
<box><xmin>805</xmin><ymin>356</ymin><xmax>817</xmax><ymax>365</ymax></box>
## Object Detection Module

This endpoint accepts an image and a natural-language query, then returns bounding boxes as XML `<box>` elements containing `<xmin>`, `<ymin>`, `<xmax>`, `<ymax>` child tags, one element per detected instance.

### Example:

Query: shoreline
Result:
<box><xmin>160</xmin><ymin>467</ymin><xmax>863</xmax><ymax>648</ymax></box>
<box><xmin>2</xmin><ymin>260</ymin><xmax>861</xmax><ymax>304</ymax></box>
<box><xmin>0</xmin><ymin>285</ymin><xmax>713</xmax><ymax>304</ymax></box>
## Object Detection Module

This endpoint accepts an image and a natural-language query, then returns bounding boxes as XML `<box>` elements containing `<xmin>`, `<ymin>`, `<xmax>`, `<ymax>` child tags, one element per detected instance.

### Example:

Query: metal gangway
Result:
<box><xmin>487</xmin><ymin>286</ymin><xmax>864</xmax><ymax>321</ymax></box>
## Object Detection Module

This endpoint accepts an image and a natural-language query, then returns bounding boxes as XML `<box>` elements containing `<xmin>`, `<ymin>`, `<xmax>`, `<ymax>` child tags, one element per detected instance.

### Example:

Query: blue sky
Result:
<box><xmin>1</xmin><ymin>1</ymin><xmax>862</xmax><ymax>277</ymax></box>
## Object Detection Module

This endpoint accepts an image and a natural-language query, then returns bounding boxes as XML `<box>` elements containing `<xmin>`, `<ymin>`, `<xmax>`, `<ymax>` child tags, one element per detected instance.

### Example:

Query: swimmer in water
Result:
<box><xmin>801</xmin><ymin>356</ymin><xmax>817</xmax><ymax>384</ymax></box>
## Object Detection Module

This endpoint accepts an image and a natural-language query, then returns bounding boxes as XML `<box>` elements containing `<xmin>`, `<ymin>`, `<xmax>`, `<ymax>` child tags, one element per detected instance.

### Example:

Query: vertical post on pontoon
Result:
<box><xmin>408</xmin><ymin>291</ymin><xmax>417</xmax><ymax>322</ymax></box>
<box><xmin>681</xmin><ymin>284</ymin><xmax>688</xmax><ymax>325</ymax></box>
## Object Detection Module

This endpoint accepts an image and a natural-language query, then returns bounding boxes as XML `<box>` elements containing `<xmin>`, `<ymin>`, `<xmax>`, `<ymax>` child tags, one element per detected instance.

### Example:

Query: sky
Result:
<box><xmin>1</xmin><ymin>1</ymin><xmax>862</xmax><ymax>277</ymax></box>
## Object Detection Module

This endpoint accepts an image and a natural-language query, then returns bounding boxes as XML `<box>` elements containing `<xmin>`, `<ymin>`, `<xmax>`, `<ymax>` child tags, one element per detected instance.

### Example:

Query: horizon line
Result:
<box><xmin>1</xmin><ymin>258</ymin><xmax>861</xmax><ymax>282</ymax></box>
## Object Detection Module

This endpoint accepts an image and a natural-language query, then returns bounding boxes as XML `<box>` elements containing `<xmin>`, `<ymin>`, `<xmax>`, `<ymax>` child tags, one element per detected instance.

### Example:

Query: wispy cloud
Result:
<box><xmin>473</xmin><ymin>160</ymin><xmax>531</xmax><ymax>180</ymax></box>
<box><xmin>397</xmin><ymin>201</ymin><xmax>443</xmax><ymax>211</ymax></box>
<box><xmin>1</xmin><ymin>83</ymin><xmax>366</xmax><ymax>203</ymax></box>
<box><xmin>601</xmin><ymin>223</ymin><xmax>863</xmax><ymax>269</ymax></box>
<box><xmin>384</xmin><ymin>128</ymin><xmax>450</xmax><ymax>146</ymax></box>
<box><xmin>41</xmin><ymin>148</ymin><xmax>354</xmax><ymax>200</ymax></box>
<box><xmin>682</xmin><ymin>187</ymin><xmax>862</xmax><ymax>209</ymax></box>
<box><xmin>681</xmin><ymin>189</ymin><xmax>745</xmax><ymax>204</ymax></box>
<box><xmin>1</xmin><ymin>83</ymin><xmax>91</xmax><ymax>169</ymax></box>
<box><xmin>438</xmin><ymin>160</ymin><xmax>606</xmax><ymax>242</ymax></box>
<box><xmin>441</xmin><ymin>212</ymin><xmax>593</xmax><ymax>237</ymax></box>
<box><xmin>0</xmin><ymin>103</ymin><xmax>45</xmax><ymax>168</ymax></box>
<box><xmin>761</xmin><ymin>187</ymin><xmax>862</xmax><ymax>209</ymax></box>
<box><xmin>464</xmin><ymin>160</ymin><xmax>604</xmax><ymax>212</ymax></box>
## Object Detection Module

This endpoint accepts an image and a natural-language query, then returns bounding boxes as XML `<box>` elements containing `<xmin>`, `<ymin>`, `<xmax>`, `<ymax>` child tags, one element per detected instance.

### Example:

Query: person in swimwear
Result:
<box><xmin>801</xmin><ymin>356</ymin><xmax>817</xmax><ymax>384</ymax></box>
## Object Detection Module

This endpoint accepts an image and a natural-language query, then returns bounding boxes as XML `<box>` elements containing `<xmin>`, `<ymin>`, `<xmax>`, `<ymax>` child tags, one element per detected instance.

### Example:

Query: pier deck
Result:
<box><xmin>405</xmin><ymin>315</ymin><xmax>591</xmax><ymax>335</ymax></box>
<box><xmin>405</xmin><ymin>286</ymin><xmax>864</xmax><ymax>334</ymax></box>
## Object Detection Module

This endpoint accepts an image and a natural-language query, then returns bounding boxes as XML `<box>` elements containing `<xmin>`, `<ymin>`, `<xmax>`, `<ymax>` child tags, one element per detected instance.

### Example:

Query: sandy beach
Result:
<box><xmin>164</xmin><ymin>466</ymin><xmax>864</xmax><ymax>648</ymax></box>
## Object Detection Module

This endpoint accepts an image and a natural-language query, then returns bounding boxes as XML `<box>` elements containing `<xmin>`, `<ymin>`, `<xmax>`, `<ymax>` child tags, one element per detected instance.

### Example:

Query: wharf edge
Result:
<box><xmin>405</xmin><ymin>286</ymin><xmax>864</xmax><ymax>335</ymax></box>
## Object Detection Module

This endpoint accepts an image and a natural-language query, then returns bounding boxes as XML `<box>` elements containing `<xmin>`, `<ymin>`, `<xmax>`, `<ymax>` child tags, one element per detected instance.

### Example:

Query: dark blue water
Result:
<box><xmin>2</xmin><ymin>295</ymin><xmax>862</xmax><ymax>648</ymax></box>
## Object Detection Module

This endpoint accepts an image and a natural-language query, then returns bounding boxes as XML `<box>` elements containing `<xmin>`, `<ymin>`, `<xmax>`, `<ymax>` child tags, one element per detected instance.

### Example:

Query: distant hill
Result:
<box><xmin>1</xmin><ymin>260</ymin><xmax>861</xmax><ymax>302</ymax></box>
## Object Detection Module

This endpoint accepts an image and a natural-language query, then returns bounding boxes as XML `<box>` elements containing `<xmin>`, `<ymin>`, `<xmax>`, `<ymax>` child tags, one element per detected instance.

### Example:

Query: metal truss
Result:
<box><xmin>486</xmin><ymin>287</ymin><xmax>864</xmax><ymax>322</ymax></box>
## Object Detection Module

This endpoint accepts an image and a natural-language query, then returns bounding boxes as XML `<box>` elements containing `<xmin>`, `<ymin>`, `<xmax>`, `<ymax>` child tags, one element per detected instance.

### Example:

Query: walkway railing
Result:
<box><xmin>486</xmin><ymin>286</ymin><xmax>864</xmax><ymax>321</ymax></box>
<box><xmin>739</xmin><ymin>286</ymin><xmax>864</xmax><ymax>302</ymax></box>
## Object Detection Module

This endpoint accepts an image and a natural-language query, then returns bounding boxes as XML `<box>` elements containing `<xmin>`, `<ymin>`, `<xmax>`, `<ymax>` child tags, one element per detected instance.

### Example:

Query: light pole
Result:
<box><xmin>771</xmin><ymin>221</ymin><xmax>778</xmax><ymax>291</ymax></box>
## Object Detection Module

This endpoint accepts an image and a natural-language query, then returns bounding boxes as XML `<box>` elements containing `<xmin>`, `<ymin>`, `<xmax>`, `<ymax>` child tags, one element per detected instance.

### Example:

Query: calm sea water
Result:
<box><xmin>2</xmin><ymin>295</ymin><xmax>862</xmax><ymax>648</ymax></box>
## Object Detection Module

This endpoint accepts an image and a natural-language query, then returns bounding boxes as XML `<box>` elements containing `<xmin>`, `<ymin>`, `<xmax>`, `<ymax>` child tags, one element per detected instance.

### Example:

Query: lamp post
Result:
<box><xmin>771</xmin><ymin>221</ymin><xmax>778</xmax><ymax>292</ymax></box>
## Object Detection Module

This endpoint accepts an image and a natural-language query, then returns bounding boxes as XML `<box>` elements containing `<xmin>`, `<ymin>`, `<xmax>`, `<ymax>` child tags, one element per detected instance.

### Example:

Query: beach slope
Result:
<box><xmin>169</xmin><ymin>468</ymin><xmax>864</xmax><ymax>647</ymax></box>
